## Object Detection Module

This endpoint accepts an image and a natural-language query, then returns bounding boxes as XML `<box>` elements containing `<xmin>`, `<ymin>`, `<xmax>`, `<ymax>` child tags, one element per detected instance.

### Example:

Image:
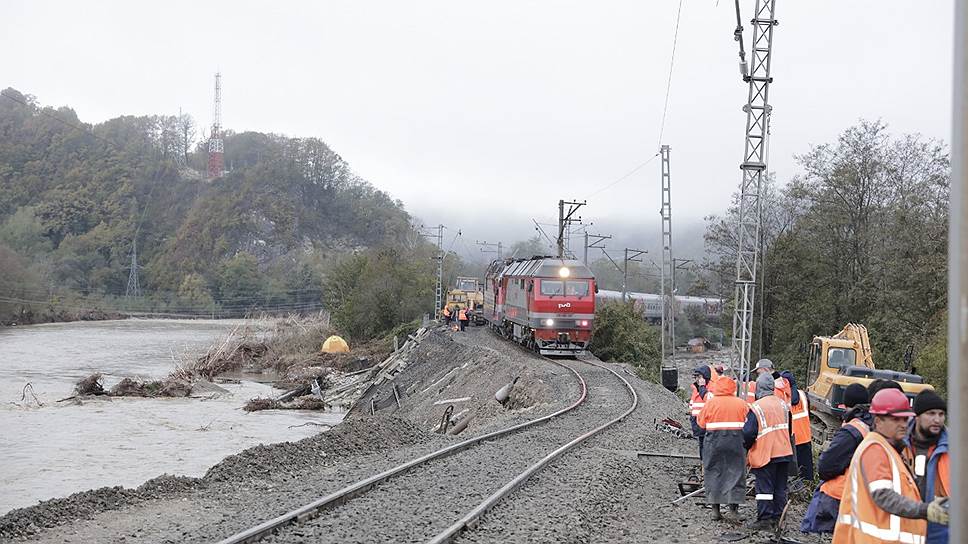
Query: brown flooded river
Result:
<box><xmin>0</xmin><ymin>319</ymin><xmax>344</xmax><ymax>515</ymax></box>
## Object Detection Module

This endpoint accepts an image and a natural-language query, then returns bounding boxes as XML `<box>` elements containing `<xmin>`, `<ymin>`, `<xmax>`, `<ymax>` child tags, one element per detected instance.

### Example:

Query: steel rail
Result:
<box><xmin>214</xmin><ymin>357</ymin><xmax>588</xmax><ymax>544</ymax></box>
<box><xmin>424</xmin><ymin>357</ymin><xmax>639</xmax><ymax>544</ymax></box>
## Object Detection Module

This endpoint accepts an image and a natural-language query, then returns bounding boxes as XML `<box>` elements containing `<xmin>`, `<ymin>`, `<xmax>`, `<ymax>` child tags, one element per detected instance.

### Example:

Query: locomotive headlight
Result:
<box><xmin>543</xmin><ymin>318</ymin><xmax>555</xmax><ymax>326</ymax></box>
<box><xmin>580</xmin><ymin>320</ymin><xmax>589</xmax><ymax>327</ymax></box>
<box><xmin>558</xmin><ymin>267</ymin><xmax>570</xmax><ymax>278</ymax></box>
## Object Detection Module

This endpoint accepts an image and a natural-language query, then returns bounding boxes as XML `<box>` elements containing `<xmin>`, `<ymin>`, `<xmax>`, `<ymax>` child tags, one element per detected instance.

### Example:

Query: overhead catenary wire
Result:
<box><xmin>583</xmin><ymin>153</ymin><xmax>661</xmax><ymax>200</ymax></box>
<box><xmin>657</xmin><ymin>0</ymin><xmax>685</xmax><ymax>147</ymax></box>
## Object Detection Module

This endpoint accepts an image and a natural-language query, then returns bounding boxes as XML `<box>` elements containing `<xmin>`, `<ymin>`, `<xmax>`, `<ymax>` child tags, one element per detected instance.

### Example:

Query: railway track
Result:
<box><xmin>215</xmin><ymin>354</ymin><xmax>637</xmax><ymax>544</ymax></box>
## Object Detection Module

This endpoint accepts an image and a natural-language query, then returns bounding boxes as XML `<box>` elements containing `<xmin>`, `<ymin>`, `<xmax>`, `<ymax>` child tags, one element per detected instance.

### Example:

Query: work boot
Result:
<box><xmin>746</xmin><ymin>518</ymin><xmax>776</xmax><ymax>531</ymax></box>
<box><xmin>711</xmin><ymin>504</ymin><xmax>723</xmax><ymax>521</ymax></box>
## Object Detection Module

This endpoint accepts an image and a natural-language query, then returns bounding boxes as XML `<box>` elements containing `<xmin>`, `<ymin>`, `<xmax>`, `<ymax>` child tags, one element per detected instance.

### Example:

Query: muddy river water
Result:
<box><xmin>0</xmin><ymin>319</ymin><xmax>344</xmax><ymax>515</ymax></box>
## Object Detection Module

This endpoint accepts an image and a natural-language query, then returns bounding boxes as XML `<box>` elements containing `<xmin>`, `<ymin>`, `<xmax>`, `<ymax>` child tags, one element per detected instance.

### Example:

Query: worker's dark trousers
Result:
<box><xmin>796</xmin><ymin>442</ymin><xmax>814</xmax><ymax>481</ymax></box>
<box><xmin>752</xmin><ymin>461</ymin><xmax>789</xmax><ymax>520</ymax></box>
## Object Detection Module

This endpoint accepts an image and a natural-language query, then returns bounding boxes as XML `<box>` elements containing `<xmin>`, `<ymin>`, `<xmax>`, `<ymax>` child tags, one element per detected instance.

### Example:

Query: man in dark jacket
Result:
<box><xmin>801</xmin><ymin>383</ymin><xmax>871</xmax><ymax>533</ymax></box>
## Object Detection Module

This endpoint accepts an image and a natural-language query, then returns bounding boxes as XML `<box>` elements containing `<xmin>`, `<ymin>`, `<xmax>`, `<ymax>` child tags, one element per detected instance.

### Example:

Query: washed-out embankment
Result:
<box><xmin>0</xmin><ymin>324</ymin><xmax>821</xmax><ymax>544</ymax></box>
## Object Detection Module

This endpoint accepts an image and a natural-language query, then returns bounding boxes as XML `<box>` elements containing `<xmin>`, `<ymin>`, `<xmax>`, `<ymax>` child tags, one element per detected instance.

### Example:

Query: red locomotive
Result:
<box><xmin>483</xmin><ymin>256</ymin><xmax>596</xmax><ymax>356</ymax></box>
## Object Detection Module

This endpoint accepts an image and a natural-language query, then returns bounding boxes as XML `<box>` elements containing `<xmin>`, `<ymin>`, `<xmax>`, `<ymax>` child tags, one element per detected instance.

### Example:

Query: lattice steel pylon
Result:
<box><xmin>207</xmin><ymin>72</ymin><xmax>224</xmax><ymax>179</ymax></box>
<box><xmin>125</xmin><ymin>238</ymin><xmax>142</xmax><ymax>298</ymax></box>
<box><xmin>659</xmin><ymin>145</ymin><xmax>675</xmax><ymax>364</ymax></box>
<box><xmin>731</xmin><ymin>0</ymin><xmax>778</xmax><ymax>388</ymax></box>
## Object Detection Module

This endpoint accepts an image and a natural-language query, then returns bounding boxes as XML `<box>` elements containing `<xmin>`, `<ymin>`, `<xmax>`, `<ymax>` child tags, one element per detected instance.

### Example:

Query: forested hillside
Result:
<box><xmin>0</xmin><ymin>88</ymin><xmax>424</xmax><ymax>326</ymax></box>
<box><xmin>705</xmin><ymin>120</ymin><xmax>950</xmax><ymax>392</ymax></box>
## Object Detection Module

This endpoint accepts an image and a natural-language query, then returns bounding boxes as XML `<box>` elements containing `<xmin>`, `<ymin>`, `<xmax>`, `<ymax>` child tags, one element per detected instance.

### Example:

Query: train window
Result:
<box><xmin>540</xmin><ymin>280</ymin><xmax>564</xmax><ymax>296</ymax></box>
<box><xmin>827</xmin><ymin>348</ymin><xmax>856</xmax><ymax>369</ymax></box>
<box><xmin>565</xmin><ymin>281</ymin><xmax>589</xmax><ymax>296</ymax></box>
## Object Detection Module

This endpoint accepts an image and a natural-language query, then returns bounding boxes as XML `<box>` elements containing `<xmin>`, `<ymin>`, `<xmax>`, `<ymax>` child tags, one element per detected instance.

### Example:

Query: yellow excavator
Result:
<box><xmin>805</xmin><ymin>323</ymin><xmax>934</xmax><ymax>447</ymax></box>
<box><xmin>445</xmin><ymin>277</ymin><xmax>485</xmax><ymax>325</ymax></box>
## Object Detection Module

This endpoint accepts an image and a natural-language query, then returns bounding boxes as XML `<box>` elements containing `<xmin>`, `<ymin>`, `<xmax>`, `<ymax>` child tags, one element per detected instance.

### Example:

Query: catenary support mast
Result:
<box><xmin>660</xmin><ymin>145</ymin><xmax>674</xmax><ymax>362</ymax></box>
<box><xmin>730</xmin><ymin>0</ymin><xmax>778</xmax><ymax>389</ymax></box>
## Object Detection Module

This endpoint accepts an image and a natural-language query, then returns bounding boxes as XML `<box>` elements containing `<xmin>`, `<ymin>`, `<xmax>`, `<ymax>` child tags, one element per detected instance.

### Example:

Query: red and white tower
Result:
<box><xmin>207</xmin><ymin>72</ymin><xmax>224</xmax><ymax>179</ymax></box>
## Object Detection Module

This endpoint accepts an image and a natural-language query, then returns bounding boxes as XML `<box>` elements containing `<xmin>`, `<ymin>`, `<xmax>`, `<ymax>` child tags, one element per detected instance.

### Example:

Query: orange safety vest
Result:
<box><xmin>833</xmin><ymin>432</ymin><xmax>927</xmax><ymax>544</ymax></box>
<box><xmin>791</xmin><ymin>389</ymin><xmax>812</xmax><ymax>446</ymax></box>
<box><xmin>443</xmin><ymin>307</ymin><xmax>451</xmax><ymax>317</ymax></box>
<box><xmin>458</xmin><ymin>309</ymin><xmax>467</xmax><ymax>321</ymax></box>
<box><xmin>689</xmin><ymin>383</ymin><xmax>711</xmax><ymax>417</ymax></box>
<box><xmin>745</xmin><ymin>381</ymin><xmax>757</xmax><ymax>403</ymax></box>
<box><xmin>697</xmin><ymin>377</ymin><xmax>749</xmax><ymax>432</ymax></box>
<box><xmin>820</xmin><ymin>419</ymin><xmax>870</xmax><ymax>500</ymax></box>
<box><xmin>748</xmin><ymin>394</ymin><xmax>793</xmax><ymax>469</ymax></box>
<box><xmin>936</xmin><ymin>453</ymin><xmax>950</xmax><ymax>497</ymax></box>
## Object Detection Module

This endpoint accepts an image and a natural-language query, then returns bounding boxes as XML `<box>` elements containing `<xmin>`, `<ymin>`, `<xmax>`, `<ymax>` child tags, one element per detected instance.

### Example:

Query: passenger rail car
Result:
<box><xmin>484</xmin><ymin>257</ymin><xmax>596</xmax><ymax>356</ymax></box>
<box><xmin>596</xmin><ymin>289</ymin><xmax>723</xmax><ymax>323</ymax></box>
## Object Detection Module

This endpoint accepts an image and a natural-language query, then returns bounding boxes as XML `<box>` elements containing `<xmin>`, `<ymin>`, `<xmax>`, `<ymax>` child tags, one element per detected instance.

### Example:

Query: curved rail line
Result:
<box><xmin>215</xmin><ymin>357</ymin><xmax>589</xmax><ymax>544</ymax></box>
<box><xmin>424</xmin><ymin>357</ymin><xmax>640</xmax><ymax>544</ymax></box>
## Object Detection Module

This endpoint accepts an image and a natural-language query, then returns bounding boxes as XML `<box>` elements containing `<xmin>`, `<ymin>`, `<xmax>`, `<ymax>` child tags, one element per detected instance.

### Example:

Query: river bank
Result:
<box><xmin>0</xmin><ymin>319</ymin><xmax>341</xmax><ymax>514</ymax></box>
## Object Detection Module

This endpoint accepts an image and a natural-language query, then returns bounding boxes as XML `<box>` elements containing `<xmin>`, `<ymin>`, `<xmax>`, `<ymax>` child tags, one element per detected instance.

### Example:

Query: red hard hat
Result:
<box><xmin>869</xmin><ymin>388</ymin><xmax>915</xmax><ymax>417</ymax></box>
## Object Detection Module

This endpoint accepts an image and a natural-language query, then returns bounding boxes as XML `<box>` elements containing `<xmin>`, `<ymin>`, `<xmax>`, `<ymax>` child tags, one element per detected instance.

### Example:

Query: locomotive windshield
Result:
<box><xmin>566</xmin><ymin>281</ymin><xmax>590</xmax><ymax>296</ymax></box>
<box><xmin>540</xmin><ymin>280</ymin><xmax>588</xmax><ymax>297</ymax></box>
<box><xmin>540</xmin><ymin>280</ymin><xmax>564</xmax><ymax>296</ymax></box>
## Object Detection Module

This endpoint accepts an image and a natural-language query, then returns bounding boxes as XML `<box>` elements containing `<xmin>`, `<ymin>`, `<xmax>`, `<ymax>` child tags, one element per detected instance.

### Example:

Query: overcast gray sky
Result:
<box><xmin>3</xmin><ymin>1</ymin><xmax>955</xmax><ymax>256</ymax></box>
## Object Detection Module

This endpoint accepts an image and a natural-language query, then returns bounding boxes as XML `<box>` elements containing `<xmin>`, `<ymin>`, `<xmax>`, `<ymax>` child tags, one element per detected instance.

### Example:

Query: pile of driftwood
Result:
<box><xmin>244</xmin><ymin>327</ymin><xmax>429</xmax><ymax>413</ymax></box>
<box><xmin>332</xmin><ymin>327</ymin><xmax>429</xmax><ymax>412</ymax></box>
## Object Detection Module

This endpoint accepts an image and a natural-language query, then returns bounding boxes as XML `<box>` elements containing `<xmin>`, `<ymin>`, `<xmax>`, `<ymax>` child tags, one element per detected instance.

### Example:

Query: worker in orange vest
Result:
<box><xmin>697</xmin><ymin>376</ymin><xmax>750</xmax><ymax>520</ymax></box>
<box><xmin>743</xmin><ymin>372</ymin><xmax>794</xmax><ymax>530</ymax></box>
<box><xmin>832</xmin><ymin>389</ymin><xmax>948</xmax><ymax>544</ymax></box>
<box><xmin>442</xmin><ymin>306</ymin><xmax>452</xmax><ymax>325</ymax></box>
<box><xmin>779</xmin><ymin>370</ymin><xmax>814</xmax><ymax>481</ymax></box>
<box><xmin>802</xmin><ymin>383</ymin><xmax>871</xmax><ymax>534</ymax></box>
<box><xmin>457</xmin><ymin>307</ymin><xmax>469</xmax><ymax>331</ymax></box>
<box><xmin>689</xmin><ymin>365</ymin><xmax>713</xmax><ymax>460</ymax></box>
<box><xmin>903</xmin><ymin>390</ymin><xmax>950</xmax><ymax>544</ymax></box>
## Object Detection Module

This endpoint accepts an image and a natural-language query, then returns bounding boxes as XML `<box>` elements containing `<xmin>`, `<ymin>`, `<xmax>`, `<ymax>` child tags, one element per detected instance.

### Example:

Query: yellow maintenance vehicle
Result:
<box><xmin>445</xmin><ymin>277</ymin><xmax>485</xmax><ymax>325</ymax></box>
<box><xmin>806</xmin><ymin>323</ymin><xmax>934</xmax><ymax>446</ymax></box>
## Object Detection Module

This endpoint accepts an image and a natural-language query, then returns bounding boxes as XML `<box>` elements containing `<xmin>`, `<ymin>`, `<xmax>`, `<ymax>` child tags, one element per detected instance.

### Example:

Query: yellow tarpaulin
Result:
<box><xmin>321</xmin><ymin>335</ymin><xmax>350</xmax><ymax>353</ymax></box>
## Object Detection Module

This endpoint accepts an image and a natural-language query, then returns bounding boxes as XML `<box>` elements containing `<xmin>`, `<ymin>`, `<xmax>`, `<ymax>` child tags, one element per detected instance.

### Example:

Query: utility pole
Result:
<box><xmin>730</xmin><ymin>0</ymin><xmax>778</xmax><ymax>389</ymax></box>
<box><xmin>660</xmin><ymin>144</ymin><xmax>675</xmax><ymax>364</ymax></box>
<box><xmin>622</xmin><ymin>249</ymin><xmax>648</xmax><ymax>302</ymax></box>
<box><xmin>476</xmin><ymin>240</ymin><xmax>503</xmax><ymax>260</ymax></box>
<box><xmin>420</xmin><ymin>225</ymin><xmax>445</xmax><ymax>319</ymax></box>
<box><xmin>557</xmin><ymin>200</ymin><xmax>585</xmax><ymax>258</ymax></box>
<box><xmin>584</xmin><ymin>233</ymin><xmax>611</xmax><ymax>265</ymax></box>
<box><xmin>949</xmin><ymin>2</ymin><xmax>966</xmax><ymax>540</ymax></box>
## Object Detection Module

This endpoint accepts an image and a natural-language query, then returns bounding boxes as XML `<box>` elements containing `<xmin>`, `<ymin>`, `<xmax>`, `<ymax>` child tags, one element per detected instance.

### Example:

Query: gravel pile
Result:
<box><xmin>354</xmin><ymin>326</ymin><xmax>578</xmax><ymax>436</ymax></box>
<box><xmin>0</xmin><ymin>475</ymin><xmax>201</xmax><ymax>541</ymax></box>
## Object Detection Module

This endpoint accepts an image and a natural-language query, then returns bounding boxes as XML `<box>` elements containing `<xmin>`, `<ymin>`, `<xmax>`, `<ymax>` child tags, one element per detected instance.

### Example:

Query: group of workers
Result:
<box><xmin>441</xmin><ymin>305</ymin><xmax>470</xmax><ymax>331</ymax></box>
<box><xmin>689</xmin><ymin>359</ymin><xmax>950</xmax><ymax>543</ymax></box>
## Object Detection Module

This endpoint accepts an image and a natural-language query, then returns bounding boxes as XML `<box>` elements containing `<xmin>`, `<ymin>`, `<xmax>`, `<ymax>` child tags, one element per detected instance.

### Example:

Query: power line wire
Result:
<box><xmin>584</xmin><ymin>153</ymin><xmax>661</xmax><ymax>199</ymax></box>
<box><xmin>657</xmin><ymin>0</ymin><xmax>685</xmax><ymax>147</ymax></box>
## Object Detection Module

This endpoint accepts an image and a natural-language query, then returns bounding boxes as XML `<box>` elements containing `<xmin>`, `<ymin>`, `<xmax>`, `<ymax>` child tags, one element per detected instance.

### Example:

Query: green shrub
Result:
<box><xmin>589</xmin><ymin>301</ymin><xmax>661</xmax><ymax>381</ymax></box>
